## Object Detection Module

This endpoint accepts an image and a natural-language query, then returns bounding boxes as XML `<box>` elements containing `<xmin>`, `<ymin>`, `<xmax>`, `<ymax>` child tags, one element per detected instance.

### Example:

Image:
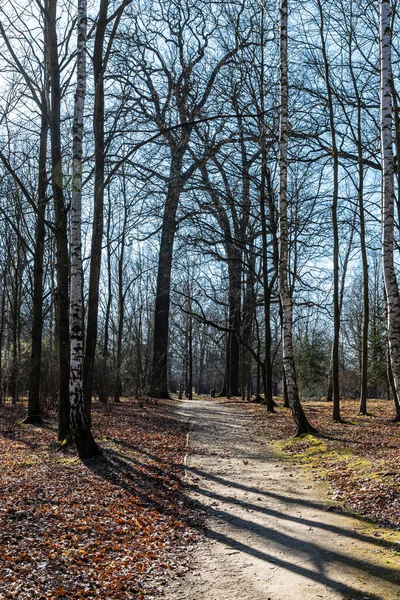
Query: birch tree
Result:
<box><xmin>278</xmin><ymin>0</ymin><xmax>315</xmax><ymax>435</ymax></box>
<box><xmin>69</xmin><ymin>0</ymin><xmax>101</xmax><ymax>458</ymax></box>
<box><xmin>380</xmin><ymin>0</ymin><xmax>400</xmax><ymax>409</ymax></box>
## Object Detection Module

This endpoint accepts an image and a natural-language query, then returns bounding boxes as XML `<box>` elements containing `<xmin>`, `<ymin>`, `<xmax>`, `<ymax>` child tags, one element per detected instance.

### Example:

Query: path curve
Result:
<box><xmin>166</xmin><ymin>398</ymin><xmax>400</xmax><ymax>600</ymax></box>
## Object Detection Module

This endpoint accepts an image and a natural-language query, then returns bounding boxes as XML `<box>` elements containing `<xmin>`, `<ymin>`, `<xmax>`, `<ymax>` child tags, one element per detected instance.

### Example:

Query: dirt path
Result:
<box><xmin>165</xmin><ymin>398</ymin><xmax>400</xmax><ymax>600</ymax></box>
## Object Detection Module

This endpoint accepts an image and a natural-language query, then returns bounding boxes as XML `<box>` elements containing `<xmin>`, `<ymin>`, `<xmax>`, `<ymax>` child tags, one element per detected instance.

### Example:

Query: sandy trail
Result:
<box><xmin>165</xmin><ymin>398</ymin><xmax>400</xmax><ymax>600</ymax></box>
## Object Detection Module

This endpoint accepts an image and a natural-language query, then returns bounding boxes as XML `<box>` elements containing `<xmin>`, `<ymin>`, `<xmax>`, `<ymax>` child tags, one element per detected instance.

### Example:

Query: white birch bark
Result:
<box><xmin>278</xmin><ymin>0</ymin><xmax>314</xmax><ymax>434</ymax></box>
<box><xmin>380</xmin><ymin>0</ymin><xmax>400</xmax><ymax>403</ymax></box>
<box><xmin>70</xmin><ymin>0</ymin><xmax>100</xmax><ymax>456</ymax></box>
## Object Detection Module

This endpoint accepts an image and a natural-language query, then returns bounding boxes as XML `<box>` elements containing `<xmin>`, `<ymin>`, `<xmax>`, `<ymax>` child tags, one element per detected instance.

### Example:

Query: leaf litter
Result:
<box><xmin>0</xmin><ymin>399</ymin><xmax>201</xmax><ymax>599</ymax></box>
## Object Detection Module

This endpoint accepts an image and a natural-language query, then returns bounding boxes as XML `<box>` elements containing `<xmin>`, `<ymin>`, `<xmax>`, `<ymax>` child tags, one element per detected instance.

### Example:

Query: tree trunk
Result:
<box><xmin>114</xmin><ymin>181</ymin><xmax>128</xmax><ymax>404</ymax></box>
<box><xmin>0</xmin><ymin>264</ymin><xmax>6</xmax><ymax>404</ymax></box>
<box><xmin>188</xmin><ymin>309</ymin><xmax>193</xmax><ymax>400</ymax></box>
<box><xmin>260</xmin><ymin>168</ymin><xmax>274</xmax><ymax>412</ymax></box>
<box><xmin>278</xmin><ymin>0</ymin><xmax>315</xmax><ymax>436</ymax></box>
<box><xmin>24</xmin><ymin>83</ymin><xmax>49</xmax><ymax>425</ymax></box>
<box><xmin>70</xmin><ymin>0</ymin><xmax>101</xmax><ymax>458</ymax></box>
<box><xmin>83</xmin><ymin>0</ymin><xmax>108</xmax><ymax>418</ymax></box>
<box><xmin>47</xmin><ymin>0</ymin><xmax>71</xmax><ymax>441</ymax></box>
<box><xmin>317</xmin><ymin>0</ymin><xmax>341</xmax><ymax>422</ymax></box>
<box><xmin>98</xmin><ymin>187</ymin><xmax>113</xmax><ymax>404</ymax></box>
<box><xmin>9</xmin><ymin>222</ymin><xmax>21</xmax><ymax>405</ymax></box>
<box><xmin>196</xmin><ymin>324</ymin><xmax>206</xmax><ymax>395</ymax></box>
<box><xmin>326</xmin><ymin>351</ymin><xmax>333</xmax><ymax>402</ymax></box>
<box><xmin>258</xmin><ymin>7</ymin><xmax>274</xmax><ymax>411</ymax></box>
<box><xmin>387</xmin><ymin>342</ymin><xmax>400</xmax><ymax>420</ymax></box>
<box><xmin>380</xmin><ymin>0</ymin><xmax>400</xmax><ymax>412</ymax></box>
<box><xmin>357</xmin><ymin>123</ymin><xmax>369</xmax><ymax>415</ymax></box>
<box><xmin>241</xmin><ymin>254</ymin><xmax>255</xmax><ymax>403</ymax></box>
<box><xmin>228</xmin><ymin>248</ymin><xmax>241</xmax><ymax>397</ymax></box>
<box><xmin>148</xmin><ymin>155</ymin><xmax>184</xmax><ymax>398</ymax></box>
<box><xmin>282</xmin><ymin>368</ymin><xmax>289</xmax><ymax>407</ymax></box>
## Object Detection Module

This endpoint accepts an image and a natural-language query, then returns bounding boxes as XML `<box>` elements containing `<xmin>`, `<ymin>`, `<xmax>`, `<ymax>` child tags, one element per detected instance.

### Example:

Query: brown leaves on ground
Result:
<box><xmin>0</xmin><ymin>399</ymin><xmax>199</xmax><ymax>599</ymax></box>
<box><xmin>216</xmin><ymin>396</ymin><xmax>400</xmax><ymax>530</ymax></box>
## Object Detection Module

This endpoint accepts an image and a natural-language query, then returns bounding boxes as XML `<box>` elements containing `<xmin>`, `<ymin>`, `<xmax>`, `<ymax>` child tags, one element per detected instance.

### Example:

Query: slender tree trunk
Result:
<box><xmin>10</xmin><ymin>224</ymin><xmax>21</xmax><ymax>405</ymax></box>
<box><xmin>357</xmin><ymin>133</ymin><xmax>369</xmax><ymax>414</ymax></box>
<box><xmin>326</xmin><ymin>212</ymin><xmax>355</xmax><ymax>404</ymax></box>
<box><xmin>260</xmin><ymin>170</ymin><xmax>274</xmax><ymax>411</ymax></box>
<box><xmin>326</xmin><ymin>350</ymin><xmax>333</xmax><ymax>402</ymax></box>
<box><xmin>135</xmin><ymin>306</ymin><xmax>143</xmax><ymax>398</ymax></box>
<box><xmin>317</xmin><ymin>0</ymin><xmax>341</xmax><ymax>422</ymax></box>
<box><xmin>241</xmin><ymin>254</ymin><xmax>255</xmax><ymax>403</ymax></box>
<box><xmin>188</xmin><ymin>308</ymin><xmax>193</xmax><ymax>400</ymax></box>
<box><xmin>197</xmin><ymin>325</ymin><xmax>206</xmax><ymax>394</ymax></box>
<box><xmin>258</xmin><ymin>6</ymin><xmax>274</xmax><ymax>411</ymax></box>
<box><xmin>47</xmin><ymin>0</ymin><xmax>70</xmax><ymax>441</ymax></box>
<box><xmin>228</xmin><ymin>249</ymin><xmax>241</xmax><ymax>397</ymax></box>
<box><xmin>70</xmin><ymin>0</ymin><xmax>101</xmax><ymax>458</ymax></box>
<box><xmin>24</xmin><ymin>83</ymin><xmax>49</xmax><ymax>424</ymax></box>
<box><xmin>114</xmin><ymin>185</ymin><xmax>128</xmax><ymax>404</ymax></box>
<box><xmin>278</xmin><ymin>0</ymin><xmax>315</xmax><ymax>435</ymax></box>
<box><xmin>83</xmin><ymin>0</ymin><xmax>108</xmax><ymax>417</ymax></box>
<box><xmin>98</xmin><ymin>187</ymin><xmax>113</xmax><ymax>404</ymax></box>
<box><xmin>0</xmin><ymin>264</ymin><xmax>6</xmax><ymax>404</ymax></box>
<box><xmin>380</xmin><ymin>0</ymin><xmax>400</xmax><ymax>412</ymax></box>
<box><xmin>252</xmin><ymin>310</ymin><xmax>263</xmax><ymax>403</ymax></box>
<box><xmin>348</xmin><ymin>31</ymin><xmax>370</xmax><ymax>415</ymax></box>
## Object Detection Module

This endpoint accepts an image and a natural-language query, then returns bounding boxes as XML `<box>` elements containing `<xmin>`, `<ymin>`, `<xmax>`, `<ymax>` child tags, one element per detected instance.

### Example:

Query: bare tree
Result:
<box><xmin>278</xmin><ymin>0</ymin><xmax>315</xmax><ymax>435</ymax></box>
<box><xmin>380</xmin><ymin>0</ymin><xmax>400</xmax><ymax>408</ymax></box>
<box><xmin>69</xmin><ymin>0</ymin><xmax>101</xmax><ymax>457</ymax></box>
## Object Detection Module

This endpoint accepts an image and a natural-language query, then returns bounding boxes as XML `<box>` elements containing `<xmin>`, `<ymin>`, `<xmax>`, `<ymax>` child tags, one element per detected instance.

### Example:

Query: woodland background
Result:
<box><xmin>0</xmin><ymin>0</ymin><xmax>399</xmax><ymax>444</ymax></box>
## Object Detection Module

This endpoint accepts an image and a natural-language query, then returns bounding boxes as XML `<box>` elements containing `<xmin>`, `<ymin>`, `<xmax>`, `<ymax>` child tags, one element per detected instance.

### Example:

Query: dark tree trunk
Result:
<box><xmin>113</xmin><ymin>188</ymin><xmax>128</xmax><ymax>404</ymax></box>
<box><xmin>9</xmin><ymin>227</ymin><xmax>21</xmax><ymax>405</ymax></box>
<box><xmin>83</xmin><ymin>0</ymin><xmax>108</xmax><ymax>418</ymax></box>
<box><xmin>326</xmin><ymin>347</ymin><xmax>333</xmax><ymax>402</ymax></box>
<box><xmin>241</xmin><ymin>255</ymin><xmax>255</xmax><ymax>403</ymax></box>
<box><xmin>0</xmin><ymin>264</ymin><xmax>6</xmax><ymax>404</ymax></box>
<box><xmin>188</xmin><ymin>311</ymin><xmax>193</xmax><ymax>400</ymax></box>
<box><xmin>251</xmin><ymin>312</ymin><xmax>262</xmax><ymax>403</ymax></box>
<box><xmin>260</xmin><ymin>168</ymin><xmax>274</xmax><ymax>412</ymax></box>
<box><xmin>149</xmin><ymin>155</ymin><xmax>184</xmax><ymax>399</ymax></box>
<box><xmin>25</xmin><ymin>89</ymin><xmax>48</xmax><ymax>425</ymax></box>
<box><xmin>98</xmin><ymin>188</ymin><xmax>113</xmax><ymax>404</ymax></box>
<box><xmin>196</xmin><ymin>325</ymin><xmax>206</xmax><ymax>396</ymax></box>
<box><xmin>47</xmin><ymin>0</ymin><xmax>70</xmax><ymax>441</ymax></box>
<box><xmin>258</xmin><ymin>13</ymin><xmax>275</xmax><ymax>411</ymax></box>
<box><xmin>135</xmin><ymin>311</ymin><xmax>143</xmax><ymax>399</ymax></box>
<box><xmin>227</xmin><ymin>248</ymin><xmax>241</xmax><ymax>397</ymax></box>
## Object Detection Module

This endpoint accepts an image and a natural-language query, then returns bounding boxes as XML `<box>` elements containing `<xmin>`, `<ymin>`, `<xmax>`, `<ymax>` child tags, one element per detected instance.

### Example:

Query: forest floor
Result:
<box><xmin>165</xmin><ymin>396</ymin><xmax>400</xmax><ymax>600</ymax></box>
<box><xmin>0</xmin><ymin>399</ymin><xmax>198</xmax><ymax>599</ymax></box>
<box><xmin>0</xmin><ymin>397</ymin><xmax>400</xmax><ymax>599</ymax></box>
